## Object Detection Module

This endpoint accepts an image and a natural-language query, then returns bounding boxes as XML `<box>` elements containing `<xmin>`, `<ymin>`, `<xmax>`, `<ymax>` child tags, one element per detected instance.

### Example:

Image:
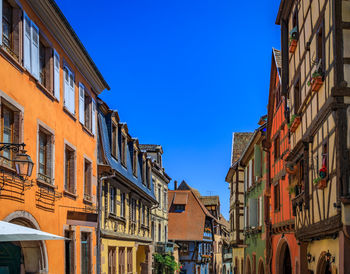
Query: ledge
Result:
<box><xmin>63</xmin><ymin>190</ymin><xmax>78</xmax><ymax>200</ymax></box>
<box><xmin>36</xmin><ymin>179</ymin><xmax>56</xmax><ymax>190</ymax></box>
<box><xmin>63</xmin><ymin>107</ymin><xmax>77</xmax><ymax>121</ymax></box>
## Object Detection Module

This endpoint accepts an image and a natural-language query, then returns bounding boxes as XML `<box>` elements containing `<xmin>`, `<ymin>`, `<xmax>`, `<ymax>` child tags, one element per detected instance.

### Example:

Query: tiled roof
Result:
<box><xmin>199</xmin><ymin>196</ymin><xmax>220</xmax><ymax>206</ymax></box>
<box><xmin>168</xmin><ymin>188</ymin><xmax>214</xmax><ymax>241</ymax></box>
<box><xmin>231</xmin><ymin>132</ymin><xmax>254</xmax><ymax>165</ymax></box>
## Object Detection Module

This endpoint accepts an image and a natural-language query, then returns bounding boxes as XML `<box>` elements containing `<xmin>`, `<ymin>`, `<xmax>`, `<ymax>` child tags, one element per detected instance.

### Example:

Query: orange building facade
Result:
<box><xmin>265</xmin><ymin>49</ymin><xmax>299</xmax><ymax>274</ymax></box>
<box><xmin>0</xmin><ymin>0</ymin><xmax>109</xmax><ymax>273</ymax></box>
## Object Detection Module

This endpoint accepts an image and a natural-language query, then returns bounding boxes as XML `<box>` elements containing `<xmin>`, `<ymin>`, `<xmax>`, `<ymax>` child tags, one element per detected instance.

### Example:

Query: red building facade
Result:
<box><xmin>265</xmin><ymin>49</ymin><xmax>299</xmax><ymax>274</ymax></box>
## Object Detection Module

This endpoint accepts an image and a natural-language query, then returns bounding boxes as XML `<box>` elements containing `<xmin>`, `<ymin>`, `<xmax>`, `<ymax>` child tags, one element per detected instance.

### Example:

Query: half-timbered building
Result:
<box><xmin>225</xmin><ymin>132</ymin><xmax>253</xmax><ymax>274</ymax></box>
<box><xmin>241</xmin><ymin>119</ymin><xmax>267</xmax><ymax>274</ymax></box>
<box><xmin>168</xmin><ymin>181</ymin><xmax>215</xmax><ymax>274</ymax></box>
<box><xmin>276</xmin><ymin>0</ymin><xmax>350</xmax><ymax>272</ymax></box>
<box><xmin>265</xmin><ymin>48</ymin><xmax>299</xmax><ymax>274</ymax></box>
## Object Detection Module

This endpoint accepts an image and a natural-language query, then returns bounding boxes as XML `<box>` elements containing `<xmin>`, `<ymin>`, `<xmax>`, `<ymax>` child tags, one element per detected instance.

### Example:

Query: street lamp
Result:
<box><xmin>0</xmin><ymin>143</ymin><xmax>34</xmax><ymax>179</ymax></box>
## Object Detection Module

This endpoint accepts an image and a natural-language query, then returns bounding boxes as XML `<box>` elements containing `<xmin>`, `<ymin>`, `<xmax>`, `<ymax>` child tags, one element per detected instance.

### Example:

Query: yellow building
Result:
<box><xmin>97</xmin><ymin>100</ymin><xmax>157</xmax><ymax>274</ymax></box>
<box><xmin>139</xmin><ymin>145</ymin><xmax>171</xmax><ymax>249</ymax></box>
<box><xmin>0</xmin><ymin>0</ymin><xmax>109</xmax><ymax>273</ymax></box>
<box><xmin>277</xmin><ymin>0</ymin><xmax>350</xmax><ymax>272</ymax></box>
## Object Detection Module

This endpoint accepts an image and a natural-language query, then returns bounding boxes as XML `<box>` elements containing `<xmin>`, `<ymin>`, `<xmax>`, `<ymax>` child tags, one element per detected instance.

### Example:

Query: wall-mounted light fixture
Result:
<box><xmin>307</xmin><ymin>253</ymin><xmax>315</xmax><ymax>263</ymax></box>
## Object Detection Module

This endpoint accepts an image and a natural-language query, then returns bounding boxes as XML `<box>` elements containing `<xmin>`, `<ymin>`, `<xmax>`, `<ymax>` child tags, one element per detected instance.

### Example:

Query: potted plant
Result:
<box><xmin>289</xmin><ymin>26</ymin><xmax>298</xmax><ymax>54</ymax></box>
<box><xmin>313</xmin><ymin>176</ymin><xmax>327</xmax><ymax>190</ymax></box>
<box><xmin>307</xmin><ymin>71</ymin><xmax>323</xmax><ymax>92</ymax></box>
<box><xmin>288</xmin><ymin>114</ymin><xmax>301</xmax><ymax>133</ymax></box>
<box><xmin>288</xmin><ymin>184</ymin><xmax>296</xmax><ymax>196</ymax></box>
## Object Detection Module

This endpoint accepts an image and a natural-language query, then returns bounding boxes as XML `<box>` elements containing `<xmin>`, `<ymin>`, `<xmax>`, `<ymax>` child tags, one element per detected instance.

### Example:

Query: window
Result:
<box><xmin>81</xmin><ymin>232</ymin><xmax>91</xmax><ymax>274</ymax></box>
<box><xmin>64</xmin><ymin>145</ymin><xmax>75</xmax><ymax>193</ymax></box>
<box><xmin>275</xmin><ymin>83</ymin><xmax>281</xmax><ymax>107</ymax></box>
<box><xmin>158</xmin><ymin>223</ymin><xmax>161</xmax><ymax>242</ymax></box>
<box><xmin>180</xmin><ymin>242</ymin><xmax>189</xmax><ymax>256</ymax></box>
<box><xmin>174</xmin><ymin>205</ymin><xmax>185</xmax><ymax>213</ymax></box>
<box><xmin>38</xmin><ymin>128</ymin><xmax>53</xmax><ymax>183</ymax></box>
<box><xmin>2</xmin><ymin>1</ymin><xmax>21</xmax><ymax>60</ymax></box>
<box><xmin>65</xmin><ymin>230</ymin><xmax>75</xmax><ymax>274</ymax></box>
<box><xmin>120</xmin><ymin>192</ymin><xmax>125</xmax><ymax>218</ymax></box>
<box><xmin>111</xmin><ymin>124</ymin><xmax>117</xmax><ymax>158</ymax></box>
<box><xmin>316</xmin><ymin>21</ymin><xmax>325</xmax><ymax>72</ymax></box>
<box><xmin>127</xmin><ymin>248</ymin><xmax>133</xmax><ymax>274</ymax></box>
<box><xmin>132</xmin><ymin>147</ymin><xmax>138</xmax><ymax>176</ymax></box>
<box><xmin>322</xmin><ymin>142</ymin><xmax>328</xmax><ymax>171</ymax></box>
<box><xmin>147</xmin><ymin>163</ymin><xmax>151</xmax><ymax>188</ymax></box>
<box><xmin>274</xmin><ymin>182</ymin><xmax>280</xmax><ymax>211</ymax></box>
<box><xmin>121</xmin><ymin>134</ymin><xmax>126</xmax><ymax>166</ymax></box>
<box><xmin>163</xmin><ymin>191</ymin><xmax>167</xmax><ymax>210</ymax></box>
<box><xmin>140</xmin><ymin>203</ymin><xmax>144</xmax><ymax>225</ymax></box>
<box><xmin>84</xmin><ymin>160</ymin><xmax>92</xmax><ymax>201</ymax></box>
<box><xmin>23</xmin><ymin>14</ymin><xmax>40</xmax><ymax>79</ymax></box>
<box><xmin>142</xmin><ymin>158</ymin><xmax>146</xmax><ymax>185</ymax></box>
<box><xmin>130</xmin><ymin>198</ymin><xmax>136</xmax><ymax>222</ymax></box>
<box><xmin>118</xmin><ymin>247</ymin><xmax>125</xmax><ymax>274</ymax></box>
<box><xmin>108</xmin><ymin>247</ymin><xmax>116</xmax><ymax>274</ymax></box>
<box><xmin>39</xmin><ymin>38</ymin><xmax>53</xmax><ymax>91</ymax></box>
<box><xmin>294</xmin><ymin>78</ymin><xmax>301</xmax><ymax>113</ymax></box>
<box><xmin>63</xmin><ymin>65</ymin><xmax>75</xmax><ymax>114</ymax></box>
<box><xmin>274</xmin><ymin>135</ymin><xmax>280</xmax><ymax>161</ymax></box>
<box><xmin>79</xmin><ymin>84</ymin><xmax>95</xmax><ymax>134</ymax></box>
<box><xmin>0</xmin><ymin>104</ymin><xmax>21</xmax><ymax>166</ymax></box>
<box><xmin>110</xmin><ymin>186</ymin><xmax>116</xmax><ymax>214</ymax></box>
<box><xmin>158</xmin><ymin>187</ymin><xmax>161</xmax><ymax>208</ymax></box>
<box><xmin>292</xmin><ymin>7</ymin><xmax>298</xmax><ymax>32</ymax></box>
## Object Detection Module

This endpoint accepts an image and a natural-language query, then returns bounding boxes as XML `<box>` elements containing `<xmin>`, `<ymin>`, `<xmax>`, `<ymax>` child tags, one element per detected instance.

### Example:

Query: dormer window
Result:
<box><xmin>142</xmin><ymin>157</ymin><xmax>146</xmax><ymax>186</ymax></box>
<box><xmin>147</xmin><ymin>162</ymin><xmax>151</xmax><ymax>189</ymax></box>
<box><xmin>133</xmin><ymin>146</ymin><xmax>138</xmax><ymax>177</ymax></box>
<box><xmin>111</xmin><ymin>123</ymin><xmax>117</xmax><ymax>159</ymax></box>
<box><xmin>121</xmin><ymin>134</ymin><xmax>126</xmax><ymax>167</ymax></box>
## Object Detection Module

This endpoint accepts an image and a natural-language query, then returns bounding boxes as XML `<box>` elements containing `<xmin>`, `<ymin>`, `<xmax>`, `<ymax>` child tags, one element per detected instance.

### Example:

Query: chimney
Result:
<box><xmin>174</xmin><ymin>180</ymin><xmax>178</xmax><ymax>190</ymax></box>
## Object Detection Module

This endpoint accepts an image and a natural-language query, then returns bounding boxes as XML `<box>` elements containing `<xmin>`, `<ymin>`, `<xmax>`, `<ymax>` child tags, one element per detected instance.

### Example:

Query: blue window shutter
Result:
<box><xmin>92</xmin><ymin>100</ymin><xmax>96</xmax><ymax>135</ymax></box>
<box><xmin>53</xmin><ymin>49</ymin><xmax>60</xmax><ymax>101</ymax></box>
<box><xmin>63</xmin><ymin>67</ymin><xmax>69</xmax><ymax>109</ymax></box>
<box><xmin>23</xmin><ymin>13</ymin><xmax>31</xmax><ymax>71</ymax></box>
<box><xmin>69</xmin><ymin>74</ymin><xmax>75</xmax><ymax>114</ymax></box>
<box><xmin>30</xmin><ymin>22</ymin><xmax>39</xmax><ymax>80</ymax></box>
<box><xmin>79</xmin><ymin>83</ymin><xmax>85</xmax><ymax>124</ymax></box>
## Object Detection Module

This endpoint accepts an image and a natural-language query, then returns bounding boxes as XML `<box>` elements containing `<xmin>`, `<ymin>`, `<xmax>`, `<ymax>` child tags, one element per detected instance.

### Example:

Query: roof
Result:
<box><xmin>97</xmin><ymin>107</ymin><xmax>156</xmax><ymax>203</ymax></box>
<box><xmin>273</xmin><ymin>48</ymin><xmax>282</xmax><ymax>69</ymax></box>
<box><xmin>231</xmin><ymin>132</ymin><xmax>254</xmax><ymax>165</ymax></box>
<box><xmin>173</xmin><ymin>193</ymin><xmax>188</xmax><ymax>205</ymax></box>
<box><xmin>168</xmin><ymin>188</ymin><xmax>214</xmax><ymax>241</ymax></box>
<box><xmin>47</xmin><ymin>0</ymin><xmax>110</xmax><ymax>91</ymax></box>
<box><xmin>199</xmin><ymin>196</ymin><xmax>220</xmax><ymax>206</ymax></box>
<box><xmin>218</xmin><ymin>214</ymin><xmax>230</xmax><ymax>229</ymax></box>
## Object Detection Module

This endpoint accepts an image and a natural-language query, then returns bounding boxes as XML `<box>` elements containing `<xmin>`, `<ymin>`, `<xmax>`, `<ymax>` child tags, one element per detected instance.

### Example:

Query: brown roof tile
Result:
<box><xmin>231</xmin><ymin>132</ymin><xmax>254</xmax><ymax>165</ymax></box>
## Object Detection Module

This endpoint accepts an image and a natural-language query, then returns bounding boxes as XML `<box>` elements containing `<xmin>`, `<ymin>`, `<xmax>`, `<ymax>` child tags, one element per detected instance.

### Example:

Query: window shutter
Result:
<box><xmin>13</xmin><ymin>111</ymin><xmax>21</xmax><ymax>146</ymax></box>
<box><xmin>259</xmin><ymin>196</ymin><xmax>263</xmax><ymax>226</ymax></box>
<box><xmin>31</xmin><ymin>22</ymin><xmax>39</xmax><ymax>80</ymax></box>
<box><xmin>249</xmin><ymin>160</ymin><xmax>253</xmax><ymax>188</ymax></box>
<box><xmin>23</xmin><ymin>13</ymin><xmax>31</xmax><ymax>71</ymax></box>
<box><xmin>254</xmin><ymin>145</ymin><xmax>262</xmax><ymax>178</ymax></box>
<box><xmin>45</xmin><ymin>48</ymin><xmax>53</xmax><ymax>91</ymax></box>
<box><xmin>53</xmin><ymin>50</ymin><xmax>60</xmax><ymax>100</ymax></box>
<box><xmin>249</xmin><ymin>198</ymin><xmax>258</xmax><ymax>228</ymax></box>
<box><xmin>12</xmin><ymin>8</ymin><xmax>22</xmax><ymax>59</ymax></box>
<box><xmin>79</xmin><ymin>84</ymin><xmax>85</xmax><ymax>124</ymax></box>
<box><xmin>69</xmin><ymin>74</ymin><xmax>75</xmax><ymax>114</ymax></box>
<box><xmin>244</xmin><ymin>168</ymin><xmax>247</xmax><ymax>192</ymax></box>
<box><xmin>92</xmin><ymin>100</ymin><xmax>96</xmax><ymax>135</ymax></box>
<box><xmin>64</xmin><ymin>68</ymin><xmax>69</xmax><ymax>109</ymax></box>
<box><xmin>244</xmin><ymin>206</ymin><xmax>247</xmax><ymax>228</ymax></box>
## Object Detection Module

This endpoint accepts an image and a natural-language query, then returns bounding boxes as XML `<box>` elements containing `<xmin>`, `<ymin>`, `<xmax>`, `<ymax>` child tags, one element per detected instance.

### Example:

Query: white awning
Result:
<box><xmin>0</xmin><ymin>221</ymin><xmax>65</xmax><ymax>242</ymax></box>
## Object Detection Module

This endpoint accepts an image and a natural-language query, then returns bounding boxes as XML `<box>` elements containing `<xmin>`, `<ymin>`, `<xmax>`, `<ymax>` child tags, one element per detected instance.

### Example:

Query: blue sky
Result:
<box><xmin>56</xmin><ymin>0</ymin><xmax>281</xmax><ymax>219</ymax></box>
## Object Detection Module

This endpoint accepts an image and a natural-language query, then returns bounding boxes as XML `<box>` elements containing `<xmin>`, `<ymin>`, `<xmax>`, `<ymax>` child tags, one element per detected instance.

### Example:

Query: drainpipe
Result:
<box><xmin>97</xmin><ymin>174</ymin><xmax>115</xmax><ymax>274</ymax></box>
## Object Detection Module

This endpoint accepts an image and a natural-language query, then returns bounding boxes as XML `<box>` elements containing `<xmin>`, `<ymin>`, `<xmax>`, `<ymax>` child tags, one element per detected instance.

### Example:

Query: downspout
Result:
<box><xmin>97</xmin><ymin>174</ymin><xmax>115</xmax><ymax>274</ymax></box>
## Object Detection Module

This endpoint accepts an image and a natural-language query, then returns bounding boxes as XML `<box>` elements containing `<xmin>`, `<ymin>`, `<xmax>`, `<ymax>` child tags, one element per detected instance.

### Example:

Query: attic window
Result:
<box><xmin>174</xmin><ymin>205</ymin><xmax>185</xmax><ymax>213</ymax></box>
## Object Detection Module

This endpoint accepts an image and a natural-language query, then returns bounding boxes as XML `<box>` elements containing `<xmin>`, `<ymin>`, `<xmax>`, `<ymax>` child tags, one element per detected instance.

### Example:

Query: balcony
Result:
<box><xmin>224</xmin><ymin>253</ymin><xmax>232</xmax><ymax>260</ymax></box>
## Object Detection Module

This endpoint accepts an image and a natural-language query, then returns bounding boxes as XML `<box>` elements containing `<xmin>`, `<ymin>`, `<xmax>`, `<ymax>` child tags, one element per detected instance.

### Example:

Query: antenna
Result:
<box><xmin>206</xmin><ymin>191</ymin><xmax>215</xmax><ymax>196</ymax></box>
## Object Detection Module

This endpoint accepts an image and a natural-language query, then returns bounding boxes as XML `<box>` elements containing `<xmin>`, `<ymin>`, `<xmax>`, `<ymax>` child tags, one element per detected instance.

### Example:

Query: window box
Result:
<box><xmin>307</xmin><ymin>71</ymin><xmax>323</xmax><ymax>92</ymax></box>
<box><xmin>313</xmin><ymin>177</ymin><xmax>327</xmax><ymax>190</ymax></box>
<box><xmin>289</xmin><ymin>39</ymin><xmax>297</xmax><ymax>53</ymax></box>
<box><xmin>288</xmin><ymin>115</ymin><xmax>301</xmax><ymax>133</ymax></box>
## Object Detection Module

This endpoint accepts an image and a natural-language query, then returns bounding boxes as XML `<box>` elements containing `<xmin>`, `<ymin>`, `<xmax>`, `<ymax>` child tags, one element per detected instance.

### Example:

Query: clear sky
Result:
<box><xmin>56</xmin><ymin>0</ymin><xmax>281</xmax><ymax>219</ymax></box>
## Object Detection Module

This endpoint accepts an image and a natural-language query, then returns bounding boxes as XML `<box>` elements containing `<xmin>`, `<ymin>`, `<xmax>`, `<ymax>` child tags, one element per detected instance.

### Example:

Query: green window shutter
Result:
<box><xmin>254</xmin><ymin>145</ymin><xmax>262</xmax><ymax>178</ymax></box>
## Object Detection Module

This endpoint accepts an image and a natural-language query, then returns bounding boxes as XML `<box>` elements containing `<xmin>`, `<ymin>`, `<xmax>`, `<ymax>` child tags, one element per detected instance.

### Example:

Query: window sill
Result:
<box><xmin>83</xmin><ymin>197</ymin><xmax>93</xmax><ymax>205</ymax></box>
<box><xmin>0</xmin><ymin>161</ymin><xmax>16</xmax><ymax>174</ymax></box>
<box><xmin>0</xmin><ymin>46</ymin><xmax>23</xmax><ymax>73</ymax></box>
<box><xmin>63</xmin><ymin>107</ymin><xmax>77</xmax><ymax>121</ymax></box>
<box><xmin>63</xmin><ymin>190</ymin><xmax>78</xmax><ymax>199</ymax></box>
<box><xmin>81</xmin><ymin>123</ymin><xmax>94</xmax><ymax>137</ymax></box>
<box><xmin>36</xmin><ymin>178</ymin><xmax>56</xmax><ymax>189</ymax></box>
<box><xmin>36</xmin><ymin>82</ymin><xmax>58</xmax><ymax>102</ymax></box>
